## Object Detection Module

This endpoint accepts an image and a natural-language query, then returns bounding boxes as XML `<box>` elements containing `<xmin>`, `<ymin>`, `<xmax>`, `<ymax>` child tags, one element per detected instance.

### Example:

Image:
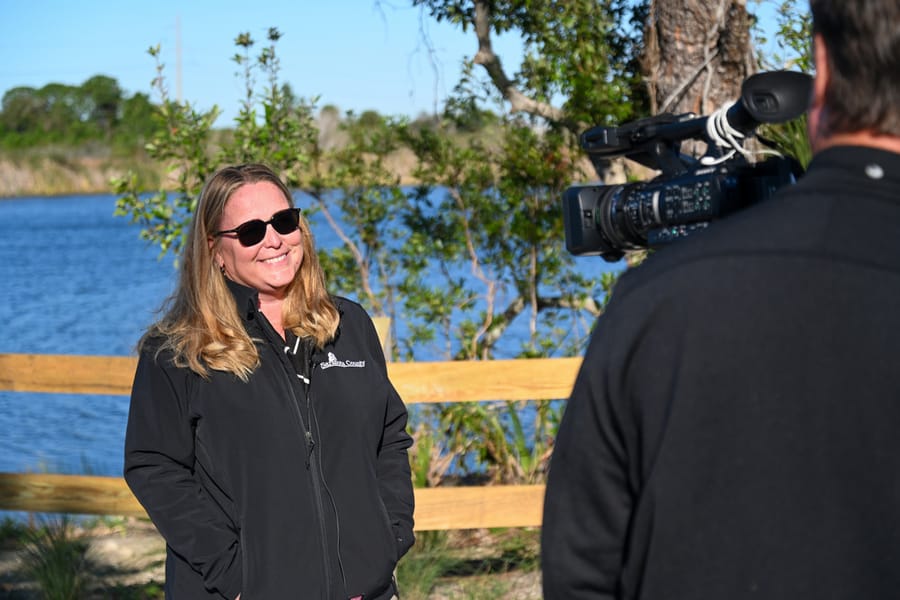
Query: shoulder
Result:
<box><xmin>332</xmin><ymin>296</ymin><xmax>375</xmax><ymax>329</ymax></box>
<box><xmin>329</xmin><ymin>297</ymin><xmax>391</xmax><ymax>361</ymax></box>
<box><xmin>616</xmin><ymin>146</ymin><xmax>900</xmax><ymax>302</ymax></box>
<box><xmin>332</xmin><ymin>295</ymin><xmax>369</xmax><ymax>317</ymax></box>
<box><xmin>331</xmin><ymin>296</ymin><xmax>380</xmax><ymax>340</ymax></box>
<box><xmin>135</xmin><ymin>332</ymin><xmax>192</xmax><ymax>378</ymax></box>
<box><xmin>136</xmin><ymin>332</ymin><xmax>170</xmax><ymax>363</ymax></box>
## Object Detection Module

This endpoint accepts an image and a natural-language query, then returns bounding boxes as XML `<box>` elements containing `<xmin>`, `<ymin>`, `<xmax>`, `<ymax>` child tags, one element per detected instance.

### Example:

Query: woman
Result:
<box><xmin>124</xmin><ymin>163</ymin><xmax>414</xmax><ymax>599</ymax></box>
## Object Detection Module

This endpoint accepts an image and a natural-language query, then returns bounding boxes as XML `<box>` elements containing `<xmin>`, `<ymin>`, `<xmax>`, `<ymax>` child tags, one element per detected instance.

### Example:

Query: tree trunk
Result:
<box><xmin>643</xmin><ymin>0</ymin><xmax>755</xmax><ymax>118</ymax></box>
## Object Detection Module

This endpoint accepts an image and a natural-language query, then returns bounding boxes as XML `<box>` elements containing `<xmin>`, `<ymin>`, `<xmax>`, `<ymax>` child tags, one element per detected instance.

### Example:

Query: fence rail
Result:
<box><xmin>0</xmin><ymin>350</ymin><xmax>582</xmax><ymax>530</ymax></box>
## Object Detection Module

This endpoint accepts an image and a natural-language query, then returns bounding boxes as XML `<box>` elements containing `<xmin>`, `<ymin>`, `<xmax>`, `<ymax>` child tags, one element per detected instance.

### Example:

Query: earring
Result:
<box><xmin>219</xmin><ymin>263</ymin><xmax>226</xmax><ymax>274</ymax></box>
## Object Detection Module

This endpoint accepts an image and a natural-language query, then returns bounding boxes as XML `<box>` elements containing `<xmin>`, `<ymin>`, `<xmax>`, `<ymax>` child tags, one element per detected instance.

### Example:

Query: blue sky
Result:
<box><xmin>2</xmin><ymin>1</ymin><xmax>788</xmax><ymax>127</ymax></box>
<box><xmin>0</xmin><ymin>0</ymin><xmax>524</xmax><ymax>125</ymax></box>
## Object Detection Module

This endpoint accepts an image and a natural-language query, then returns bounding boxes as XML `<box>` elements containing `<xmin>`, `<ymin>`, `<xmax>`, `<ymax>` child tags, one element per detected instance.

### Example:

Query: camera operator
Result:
<box><xmin>541</xmin><ymin>1</ymin><xmax>900</xmax><ymax>598</ymax></box>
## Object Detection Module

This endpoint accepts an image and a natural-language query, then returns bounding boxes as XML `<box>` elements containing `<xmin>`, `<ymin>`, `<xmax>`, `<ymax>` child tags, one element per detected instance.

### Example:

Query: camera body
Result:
<box><xmin>563</xmin><ymin>155</ymin><xmax>797</xmax><ymax>261</ymax></box>
<box><xmin>563</xmin><ymin>71</ymin><xmax>812</xmax><ymax>262</ymax></box>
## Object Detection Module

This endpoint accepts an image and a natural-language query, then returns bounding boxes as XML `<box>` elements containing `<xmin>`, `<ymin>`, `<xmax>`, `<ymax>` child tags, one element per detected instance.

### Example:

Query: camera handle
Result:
<box><xmin>580</xmin><ymin>71</ymin><xmax>813</xmax><ymax>178</ymax></box>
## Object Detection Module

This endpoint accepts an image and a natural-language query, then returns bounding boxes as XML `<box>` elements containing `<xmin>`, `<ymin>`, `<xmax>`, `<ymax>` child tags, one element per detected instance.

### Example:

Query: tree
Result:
<box><xmin>79</xmin><ymin>75</ymin><xmax>123</xmax><ymax>136</ymax></box>
<box><xmin>642</xmin><ymin>0</ymin><xmax>755</xmax><ymax>117</ymax></box>
<box><xmin>401</xmin><ymin>0</ymin><xmax>812</xmax><ymax>481</ymax></box>
<box><xmin>0</xmin><ymin>77</ymin><xmax>157</xmax><ymax>149</ymax></box>
<box><xmin>40</xmin><ymin>83</ymin><xmax>83</xmax><ymax>139</ymax></box>
<box><xmin>754</xmin><ymin>0</ymin><xmax>814</xmax><ymax>167</ymax></box>
<box><xmin>117</xmin><ymin>92</ymin><xmax>159</xmax><ymax>146</ymax></box>
<box><xmin>112</xmin><ymin>25</ymin><xmax>601</xmax><ymax>483</ymax></box>
<box><xmin>401</xmin><ymin>0</ymin><xmax>651</xmax><ymax>358</ymax></box>
<box><xmin>0</xmin><ymin>83</ymin><xmax>87</xmax><ymax>145</ymax></box>
<box><xmin>414</xmin><ymin>0</ymin><xmax>649</xmax><ymax>132</ymax></box>
<box><xmin>0</xmin><ymin>87</ymin><xmax>44</xmax><ymax>137</ymax></box>
<box><xmin>112</xmin><ymin>2</ymin><xmax>811</xmax><ymax>484</ymax></box>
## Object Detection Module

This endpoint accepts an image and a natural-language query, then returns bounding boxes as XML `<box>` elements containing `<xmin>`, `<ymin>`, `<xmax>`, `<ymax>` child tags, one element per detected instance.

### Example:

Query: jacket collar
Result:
<box><xmin>223</xmin><ymin>278</ymin><xmax>344</xmax><ymax>347</ymax></box>
<box><xmin>809</xmin><ymin>145</ymin><xmax>900</xmax><ymax>186</ymax></box>
<box><xmin>224</xmin><ymin>278</ymin><xmax>259</xmax><ymax>322</ymax></box>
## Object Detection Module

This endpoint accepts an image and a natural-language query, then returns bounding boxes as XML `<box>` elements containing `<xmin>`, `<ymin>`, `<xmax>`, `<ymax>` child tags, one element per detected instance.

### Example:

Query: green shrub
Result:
<box><xmin>0</xmin><ymin>516</ymin><xmax>29</xmax><ymax>546</ymax></box>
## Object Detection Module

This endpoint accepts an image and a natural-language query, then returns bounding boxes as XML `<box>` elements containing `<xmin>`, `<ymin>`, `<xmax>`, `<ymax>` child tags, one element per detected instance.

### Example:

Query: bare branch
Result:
<box><xmin>477</xmin><ymin>292</ymin><xmax>604</xmax><ymax>354</ymax></box>
<box><xmin>700</xmin><ymin>0</ymin><xmax>732</xmax><ymax>114</ymax></box>
<box><xmin>479</xmin><ymin>296</ymin><xmax>526</xmax><ymax>351</ymax></box>
<box><xmin>529</xmin><ymin>246</ymin><xmax>538</xmax><ymax>341</ymax></box>
<box><xmin>313</xmin><ymin>196</ymin><xmax>380</xmax><ymax>313</ymax></box>
<box><xmin>537</xmin><ymin>294</ymin><xmax>603</xmax><ymax>317</ymax></box>
<box><xmin>471</xmin><ymin>0</ymin><xmax>566</xmax><ymax>123</ymax></box>
<box><xmin>659</xmin><ymin>49</ymin><xmax>718</xmax><ymax>114</ymax></box>
<box><xmin>450</xmin><ymin>188</ymin><xmax>497</xmax><ymax>358</ymax></box>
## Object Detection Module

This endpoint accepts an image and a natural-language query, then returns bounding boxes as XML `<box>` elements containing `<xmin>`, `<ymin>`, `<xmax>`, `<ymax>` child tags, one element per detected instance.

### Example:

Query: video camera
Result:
<box><xmin>562</xmin><ymin>70</ymin><xmax>813</xmax><ymax>262</ymax></box>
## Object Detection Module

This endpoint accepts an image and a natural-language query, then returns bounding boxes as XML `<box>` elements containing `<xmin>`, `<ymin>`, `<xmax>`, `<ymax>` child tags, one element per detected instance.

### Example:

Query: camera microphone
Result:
<box><xmin>725</xmin><ymin>70</ymin><xmax>812</xmax><ymax>134</ymax></box>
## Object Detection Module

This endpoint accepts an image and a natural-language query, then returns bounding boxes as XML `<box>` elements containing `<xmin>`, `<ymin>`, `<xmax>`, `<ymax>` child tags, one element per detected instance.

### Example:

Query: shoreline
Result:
<box><xmin>0</xmin><ymin>146</ymin><xmax>426</xmax><ymax>200</ymax></box>
<box><xmin>0</xmin><ymin>155</ymin><xmax>148</xmax><ymax>200</ymax></box>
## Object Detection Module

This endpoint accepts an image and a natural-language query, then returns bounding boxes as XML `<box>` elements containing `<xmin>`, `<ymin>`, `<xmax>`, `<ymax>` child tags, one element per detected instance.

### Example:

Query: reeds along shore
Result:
<box><xmin>0</xmin><ymin>154</ymin><xmax>145</xmax><ymax>199</ymax></box>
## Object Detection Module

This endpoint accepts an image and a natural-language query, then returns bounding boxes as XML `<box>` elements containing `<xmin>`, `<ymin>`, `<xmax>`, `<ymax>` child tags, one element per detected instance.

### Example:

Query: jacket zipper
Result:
<box><xmin>304</xmin><ymin>380</ymin><xmax>338</xmax><ymax>599</ymax></box>
<box><xmin>266</xmin><ymin>323</ymin><xmax>334</xmax><ymax>599</ymax></box>
<box><xmin>285</xmin><ymin>362</ymin><xmax>333</xmax><ymax>599</ymax></box>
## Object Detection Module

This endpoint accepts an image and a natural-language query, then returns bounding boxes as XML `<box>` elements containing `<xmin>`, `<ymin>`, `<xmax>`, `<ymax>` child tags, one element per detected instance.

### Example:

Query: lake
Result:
<box><xmin>0</xmin><ymin>192</ymin><xmax>616</xmax><ymax>492</ymax></box>
<box><xmin>0</xmin><ymin>194</ymin><xmax>181</xmax><ymax>478</ymax></box>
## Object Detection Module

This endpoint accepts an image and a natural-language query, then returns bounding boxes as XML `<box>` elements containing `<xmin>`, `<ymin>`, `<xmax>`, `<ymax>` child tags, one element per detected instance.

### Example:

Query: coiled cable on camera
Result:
<box><xmin>701</xmin><ymin>101</ymin><xmax>781</xmax><ymax>166</ymax></box>
<box><xmin>702</xmin><ymin>101</ymin><xmax>752</xmax><ymax>165</ymax></box>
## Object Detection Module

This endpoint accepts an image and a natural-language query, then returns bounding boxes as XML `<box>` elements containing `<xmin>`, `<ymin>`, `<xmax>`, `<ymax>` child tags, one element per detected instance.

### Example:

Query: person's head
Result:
<box><xmin>203</xmin><ymin>164</ymin><xmax>305</xmax><ymax>303</ymax></box>
<box><xmin>808</xmin><ymin>0</ymin><xmax>900</xmax><ymax>150</ymax></box>
<box><xmin>152</xmin><ymin>163</ymin><xmax>338</xmax><ymax>379</ymax></box>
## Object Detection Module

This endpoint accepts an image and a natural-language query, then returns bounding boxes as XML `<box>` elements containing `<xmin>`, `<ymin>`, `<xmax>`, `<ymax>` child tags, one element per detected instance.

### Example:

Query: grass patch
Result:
<box><xmin>1</xmin><ymin>516</ymin><xmax>30</xmax><ymax>547</ymax></box>
<box><xmin>397</xmin><ymin>528</ymin><xmax>540</xmax><ymax>599</ymax></box>
<box><xmin>20</xmin><ymin>516</ymin><xmax>94</xmax><ymax>599</ymax></box>
<box><xmin>99</xmin><ymin>581</ymin><xmax>165</xmax><ymax>599</ymax></box>
<box><xmin>397</xmin><ymin>530</ymin><xmax>457</xmax><ymax>598</ymax></box>
<box><xmin>2</xmin><ymin>518</ymin><xmax>539</xmax><ymax>598</ymax></box>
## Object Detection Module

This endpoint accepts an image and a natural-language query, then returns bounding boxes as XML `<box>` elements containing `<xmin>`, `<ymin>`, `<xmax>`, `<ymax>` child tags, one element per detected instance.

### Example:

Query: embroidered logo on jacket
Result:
<box><xmin>319</xmin><ymin>351</ymin><xmax>366</xmax><ymax>370</ymax></box>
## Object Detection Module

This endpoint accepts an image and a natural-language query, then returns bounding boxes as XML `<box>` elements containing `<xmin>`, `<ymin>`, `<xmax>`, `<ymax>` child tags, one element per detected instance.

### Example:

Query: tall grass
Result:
<box><xmin>396</xmin><ymin>528</ymin><xmax>541</xmax><ymax>599</ymax></box>
<box><xmin>20</xmin><ymin>516</ymin><xmax>94</xmax><ymax>599</ymax></box>
<box><xmin>408</xmin><ymin>399</ymin><xmax>560</xmax><ymax>488</ymax></box>
<box><xmin>1</xmin><ymin>516</ymin><xmax>30</xmax><ymax>549</ymax></box>
<box><xmin>397</xmin><ymin>530</ymin><xmax>457</xmax><ymax>598</ymax></box>
<box><xmin>761</xmin><ymin>115</ymin><xmax>812</xmax><ymax>169</ymax></box>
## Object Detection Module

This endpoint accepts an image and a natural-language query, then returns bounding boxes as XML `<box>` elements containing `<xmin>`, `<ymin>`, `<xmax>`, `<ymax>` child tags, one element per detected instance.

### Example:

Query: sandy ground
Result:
<box><xmin>0</xmin><ymin>518</ymin><xmax>165</xmax><ymax>599</ymax></box>
<box><xmin>0</xmin><ymin>519</ymin><xmax>541</xmax><ymax>599</ymax></box>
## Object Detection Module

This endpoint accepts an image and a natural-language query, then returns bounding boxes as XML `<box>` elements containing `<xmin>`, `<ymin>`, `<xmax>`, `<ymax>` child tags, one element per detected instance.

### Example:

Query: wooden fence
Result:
<box><xmin>0</xmin><ymin>341</ymin><xmax>581</xmax><ymax>531</ymax></box>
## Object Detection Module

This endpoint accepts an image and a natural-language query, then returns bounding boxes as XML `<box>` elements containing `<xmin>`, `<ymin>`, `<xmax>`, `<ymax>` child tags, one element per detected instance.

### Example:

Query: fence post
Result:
<box><xmin>372</xmin><ymin>316</ymin><xmax>391</xmax><ymax>360</ymax></box>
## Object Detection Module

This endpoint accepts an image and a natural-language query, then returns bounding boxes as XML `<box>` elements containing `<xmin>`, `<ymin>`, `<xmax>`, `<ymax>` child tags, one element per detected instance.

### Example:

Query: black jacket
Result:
<box><xmin>542</xmin><ymin>146</ymin><xmax>900</xmax><ymax>599</ymax></box>
<box><xmin>125</xmin><ymin>282</ymin><xmax>414</xmax><ymax>599</ymax></box>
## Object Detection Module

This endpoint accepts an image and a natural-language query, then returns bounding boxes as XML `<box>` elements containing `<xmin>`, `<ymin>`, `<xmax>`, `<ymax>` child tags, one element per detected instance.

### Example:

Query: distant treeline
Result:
<box><xmin>0</xmin><ymin>74</ymin><xmax>501</xmax><ymax>157</ymax></box>
<box><xmin>0</xmin><ymin>75</ymin><xmax>160</xmax><ymax>151</ymax></box>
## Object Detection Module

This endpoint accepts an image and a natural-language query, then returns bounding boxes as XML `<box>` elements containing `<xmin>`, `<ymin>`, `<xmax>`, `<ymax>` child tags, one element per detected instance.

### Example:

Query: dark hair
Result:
<box><xmin>810</xmin><ymin>0</ymin><xmax>900</xmax><ymax>136</ymax></box>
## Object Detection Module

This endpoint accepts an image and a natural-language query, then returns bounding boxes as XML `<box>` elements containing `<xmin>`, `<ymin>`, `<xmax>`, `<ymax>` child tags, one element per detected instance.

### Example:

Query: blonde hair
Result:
<box><xmin>141</xmin><ymin>163</ymin><xmax>339</xmax><ymax>380</ymax></box>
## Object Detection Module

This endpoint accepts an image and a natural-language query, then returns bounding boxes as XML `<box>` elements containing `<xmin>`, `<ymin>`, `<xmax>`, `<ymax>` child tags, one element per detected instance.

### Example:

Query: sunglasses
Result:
<box><xmin>214</xmin><ymin>208</ymin><xmax>301</xmax><ymax>247</ymax></box>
